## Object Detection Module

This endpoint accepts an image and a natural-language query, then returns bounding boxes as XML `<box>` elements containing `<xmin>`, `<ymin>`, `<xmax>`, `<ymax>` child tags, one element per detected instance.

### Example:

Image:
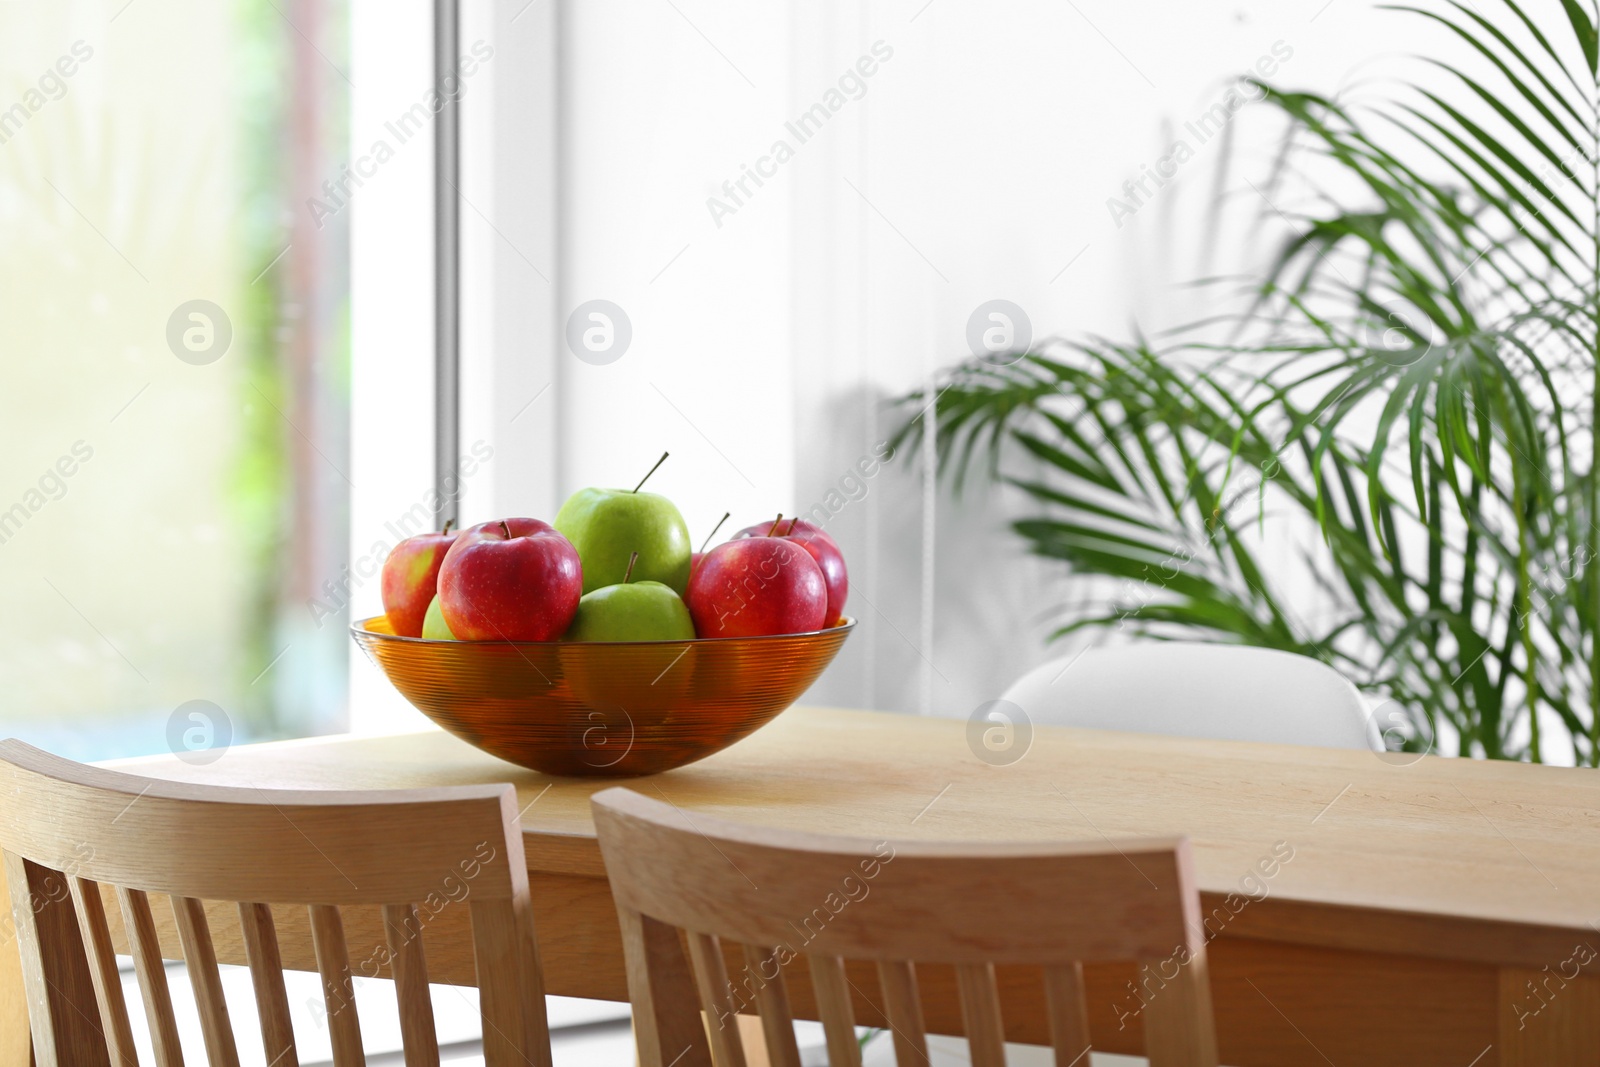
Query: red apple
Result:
<box><xmin>733</xmin><ymin>517</ymin><xmax>848</xmax><ymax>624</ymax></box>
<box><xmin>438</xmin><ymin>518</ymin><xmax>583</xmax><ymax>641</ymax></box>
<box><xmin>380</xmin><ymin>523</ymin><xmax>459</xmax><ymax>638</ymax></box>
<box><xmin>687</xmin><ymin>537</ymin><xmax>828</xmax><ymax>638</ymax></box>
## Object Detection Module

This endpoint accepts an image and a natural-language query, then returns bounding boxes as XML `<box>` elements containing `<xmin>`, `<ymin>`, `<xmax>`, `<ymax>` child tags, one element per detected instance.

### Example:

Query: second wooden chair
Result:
<box><xmin>591</xmin><ymin>786</ymin><xmax>1219</xmax><ymax>1067</ymax></box>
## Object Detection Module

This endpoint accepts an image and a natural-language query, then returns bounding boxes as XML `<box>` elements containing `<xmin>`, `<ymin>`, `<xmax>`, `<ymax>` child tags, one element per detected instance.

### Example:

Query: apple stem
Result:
<box><xmin>498</xmin><ymin>520</ymin><xmax>511</xmax><ymax>539</ymax></box>
<box><xmin>633</xmin><ymin>451</ymin><xmax>669</xmax><ymax>493</ymax></box>
<box><xmin>443</xmin><ymin>519</ymin><xmax>455</xmax><ymax>535</ymax></box>
<box><xmin>624</xmin><ymin>551</ymin><xmax>639</xmax><ymax>584</ymax></box>
<box><xmin>699</xmin><ymin>511</ymin><xmax>731</xmax><ymax>554</ymax></box>
<box><xmin>767</xmin><ymin>513</ymin><xmax>784</xmax><ymax>537</ymax></box>
<box><xmin>786</xmin><ymin>518</ymin><xmax>799</xmax><ymax>536</ymax></box>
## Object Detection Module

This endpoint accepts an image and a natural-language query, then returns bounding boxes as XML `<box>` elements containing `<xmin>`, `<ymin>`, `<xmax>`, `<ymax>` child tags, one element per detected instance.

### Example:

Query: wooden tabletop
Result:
<box><xmin>113</xmin><ymin>704</ymin><xmax>1600</xmax><ymax>969</ymax></box>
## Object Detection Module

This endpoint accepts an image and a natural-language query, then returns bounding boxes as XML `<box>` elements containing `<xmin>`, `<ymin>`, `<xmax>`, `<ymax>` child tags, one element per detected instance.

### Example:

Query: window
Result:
<box><xmin>0</xmin><ymin>0</ymin><xmax>351</xmax><ymax>759</ymax></box>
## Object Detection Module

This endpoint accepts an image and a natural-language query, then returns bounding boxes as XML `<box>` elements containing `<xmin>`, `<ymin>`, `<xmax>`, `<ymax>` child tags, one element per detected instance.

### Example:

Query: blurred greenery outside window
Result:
<box><xmin>0</xmin><ymin>0</ymin><xmax>351</xmax><ymax>760</ymax></box>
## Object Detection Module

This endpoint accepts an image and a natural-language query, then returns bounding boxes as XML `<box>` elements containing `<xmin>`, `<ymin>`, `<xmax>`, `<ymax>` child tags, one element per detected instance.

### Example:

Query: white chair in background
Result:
<box><xmin>1002</xmin><ymin>641</ymin><xmax>1375</xmax><ymax>751</ymax></box>
<box><xmin>984</xmin><ymin>641</ymin><xmax>1373</xmax><ymax>1066</ymax></box>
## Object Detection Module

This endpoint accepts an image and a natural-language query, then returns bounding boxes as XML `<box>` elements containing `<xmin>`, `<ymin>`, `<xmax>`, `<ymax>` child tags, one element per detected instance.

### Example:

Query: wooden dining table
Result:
<box><xmin>3</xmin><ymin>703</ymin><xmax>1599</xmax><ymax>1066</ymax></box>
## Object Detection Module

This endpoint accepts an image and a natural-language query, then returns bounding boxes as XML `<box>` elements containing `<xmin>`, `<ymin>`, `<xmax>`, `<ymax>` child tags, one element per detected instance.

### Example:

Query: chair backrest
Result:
<box><xmin>591</xmin><ymin>787</ymin><xmax>1218</xmax><ymax>1067</ymax></box>
<box><xmin>1002</xmin><ymin>641</ymin><xmax>1376</xmax><ymax>750</ymax></box>
<box><xmin>0</xmin><ymin>740</ymin><xmax>552</xmax><ymax>1067</ymax></box>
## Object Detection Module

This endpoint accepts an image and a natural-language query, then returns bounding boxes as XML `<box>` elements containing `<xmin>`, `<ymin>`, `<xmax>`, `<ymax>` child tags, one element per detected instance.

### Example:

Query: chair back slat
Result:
<box><xmin>2</xmin><ymin>850</ymin><xmax>111</xmax><ymax>1067</ymax></box>
<box><xmin>382</xmin><ymin>903</ymin><xmax>439</xmax><ymax>1067</ymax></box>
<box><xmin>309</xmin><ymin>904</ymin><xmax>365</xmax><ymax>1067</ymax></box>
<box><xmin>686</xmin><ymin>932</ymin><xmax>747</xmax><ymax>1067</ymax></box>
<box><xmin>117</xmin><ymin>886</ymin><xmax>185</xmax><ymax>1067</ymax></box>
<box><xmin>1141</xmin><ymin>946</ymin><xmax>1220</xmax><ymax>1067</ymax></box>
<box><xmin>0</xmin><ymin>740</ymin><xmax>555</xmax><ymax>1067</ymax></box>
<box><xmin>806</xmin><ymin>954</ymin><xmax>860</xmax><ymax>1067</ymax></box>
<box><xmin>687</xmin><ymin>934</ymin><xmax>750</xmax><ymax>1067</ymax></box>
<box><xmin>236</xmin><ymin>902</ymin><xmax>298</xmax><ymax>1067</ymax></box>
<box><xmin>615</xmin><ymin>907</ymin><xmax>713</xmax><ymax>1067</ymax></box>
<box><xmin>67</xmin><ymin>877</ymin><xmax>139</xmax><ymax>1067</ymax></box>
<box><xmin>170</xmin><ymin>896</ymin><xmax>240</xmax><ymax>1067</ymax></box>
<box><xmin>955</xmin><ymin>962</ymin><xmax>1007</xmax><ymax>1067</ymax></box>
<box><xmin>741</xmin><ymin>945</ymin><xmax>802</xmax><ymax>1067</ymax></box>
<box><xmin>875</xmin><ymin>960</ymin><xmax>927</xmax><ymax>1065</ymax></box>
<box><xmin>592</xmin><ymin>787</ymin><xmax>1220</xmax><ymax>1067</ymax></box>
<box><xmin>469</xmin><ymin>897</ymin><xmax>553</xmax><ymax>1067</ymax></box>
<box><xmin>1042</xmin><ymin>963</ymin><xmax>1090</xmax><ymax>1066</ymax></box>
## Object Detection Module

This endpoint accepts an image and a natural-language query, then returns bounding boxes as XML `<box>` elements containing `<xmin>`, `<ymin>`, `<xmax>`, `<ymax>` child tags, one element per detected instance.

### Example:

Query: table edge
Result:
<box><xmin>521</xmin><ymin>826</ymin><xmax>1600</xmax><ymax>971</ymax></box>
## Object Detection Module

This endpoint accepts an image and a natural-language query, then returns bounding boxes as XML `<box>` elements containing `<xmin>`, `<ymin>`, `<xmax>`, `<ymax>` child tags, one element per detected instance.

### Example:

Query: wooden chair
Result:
<box><xmin>0</xmin><ymin>739</ymin><xmax>553</xmax><ymax>1067</ymax></box>
<box><xmin>592</xmin><ymin>787</ymin><xmax>1218</xmax><ymax>1067</ymax></box>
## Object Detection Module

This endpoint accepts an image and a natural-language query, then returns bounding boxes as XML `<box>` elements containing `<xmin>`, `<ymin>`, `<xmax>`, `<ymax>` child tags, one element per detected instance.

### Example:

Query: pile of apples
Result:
<box><xmin>379</xmin><ymin>454</ymin><xmax>848</xmax><ymax>643</ymax></box>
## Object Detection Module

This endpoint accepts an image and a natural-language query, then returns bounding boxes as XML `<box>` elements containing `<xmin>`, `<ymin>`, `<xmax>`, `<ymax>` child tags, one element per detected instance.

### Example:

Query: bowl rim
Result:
<box><xmin>351</xmin><ymin>614</ymin><xmax>856</xmax><ymax>647</ymax></box>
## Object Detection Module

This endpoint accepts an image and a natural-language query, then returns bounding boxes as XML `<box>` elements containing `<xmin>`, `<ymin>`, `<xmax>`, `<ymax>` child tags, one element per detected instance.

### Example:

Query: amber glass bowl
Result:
<box><xmin>351</xmin><ymin>615</ymin><xmax>854</xmax><ymax>777</ymax></box>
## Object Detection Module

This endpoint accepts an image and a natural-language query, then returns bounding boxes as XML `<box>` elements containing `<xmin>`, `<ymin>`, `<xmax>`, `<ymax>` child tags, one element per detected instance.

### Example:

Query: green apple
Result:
<box><xmin>564</xmin><ymin>580</ymin><xmax>696</xmax><ymax>642</ymax></box>
<box><xmin>555</xmin><ymin>488</ymin><xmax>692</xmax><ymax>595</ymax></box>
<box><xmin>421</xmin><ymin>596</ymin><xmax>457</xmax><ymax>640</ymax></box>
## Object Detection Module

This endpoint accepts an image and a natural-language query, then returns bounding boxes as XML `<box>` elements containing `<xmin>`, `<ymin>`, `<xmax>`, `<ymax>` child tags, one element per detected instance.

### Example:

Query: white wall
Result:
<box><xmin>557</xmin><ymin>1</ymin><xmax>798</xmax><ymax>530</ymax></box>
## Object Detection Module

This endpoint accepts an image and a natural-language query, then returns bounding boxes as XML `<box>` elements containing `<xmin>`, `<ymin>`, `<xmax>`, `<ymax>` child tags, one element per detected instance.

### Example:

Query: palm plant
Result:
<box><xmin>898</xmin><ymin>0</ymin><xmax>1600</xmax><ymax>763</ymax></box>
